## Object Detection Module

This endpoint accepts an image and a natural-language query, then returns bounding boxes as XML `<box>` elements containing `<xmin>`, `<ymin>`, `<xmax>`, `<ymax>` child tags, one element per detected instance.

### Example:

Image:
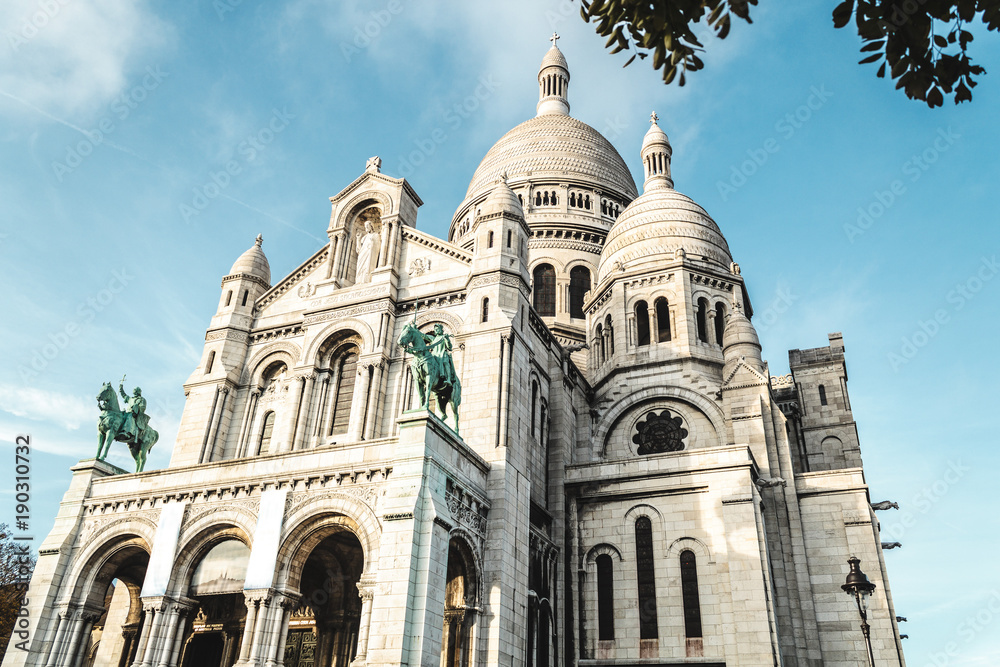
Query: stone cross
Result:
<box><xmin>650</xmin><ymin>111</ymin><xmax>659</xmax><ymax>125</ymax></box>
<box><xmin>550</xmin><ymin>32</ymin><xmax>560</xmax><ymax>47</ymax></box>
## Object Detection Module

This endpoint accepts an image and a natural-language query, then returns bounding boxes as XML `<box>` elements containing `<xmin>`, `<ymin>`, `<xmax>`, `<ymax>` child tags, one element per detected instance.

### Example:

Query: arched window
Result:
<box><xmin>241</xmin><ymin>289</ymin><xmax>249</xmax><ymax>307</ymax></box>
<box><xmin>714</xmin><ymin>302</ymin><xmax>726</xmax><ymax>346</ymax></box>
<box><xmin>585</xmin><ymin>195</ymin><xmax>591</xmax><ymax>210</ymax></box>
<box><xmin>605</xmin><ymin>315</ymin><xmax>615</xmax><ymax>356</ymax></box>
<box><xmin>601</xmin><ymin>200</ymin><xmax>607</xmax><ymax>215</ymax></box>
<box><xmin>635</xmin><ymin>301</ymin><xmax>650</xmax><ymax>346</ymax></box>
<box><xmin>819</xmin><ymin>385</ymin><xmax>828</xmax><ymax>406</ymax></box>
<box><xmin>442</xmin><ymin>538</ymin><xmax>477</xmax><ymax>667</ymax></box>
<box><xmin>225</xmin><ymin>290</ymin><xmax>233</xmax><ymax>307</ymax></box>
<box><xmin>655</xmin><ymin>298</ymin><xmax>671</xmax><ymax>342</ymax></box>
<box><xmin>680</xmin><ymin>550</ymin><xmax>703</xmax><ymax>638</ymax></box>
<box><xmin>570</xmin><ymin>192</ymin><xmax>576</xmax><ymax>207</ymax></box>
<box><xmin>635</xmin><ymin>518</ymin><xmax>659</xmax><ymax>639</ymax></box>
<box><xmin>596</xmin><ymin>554</ymin><xmax>615</xmax><ymax>641</ymax></box>
<box><xmin>531</xmin><ymin>381</ymin><xmax>538</xmax><ymax>438</ymax></box>
<box><xmin>258</xmin><ymin>411</ymin><xmax>275</xmax><ymax>454</ymax></box>
<box><xmin>569</xmin><ymin>266</ymin><xmax>591</xmax><ymax>319</ymax></box>
<box><xmin>535</xmin><ymin>192</ymin><xmax>542</xmax><ymax>206</ymax></box>
<box><xmin>329</xmin><ymin>346</ymin><xmax>359</xmax><ymax>435</ymax></box>
<box><xmin>488</xmin><ymin>231</ymin><xmax>494</xmax><ymax>248</ymax></box>
<box><xmin>696</xmin><ymin>298</ymin><xmax>709</xmax><ymax>343</ymax></box>
<box><xmin>205</xmin><ymin>351</ymin><xmax>215</xmax><ymax>374</ymax></box>
<box><xmin>595</xmin><ymin>323</ymin><xmax>604</xmax><ymax>364</ymax></box>
<box><xmin>482</xmin><ymin>297</ymin><xmax>490</xmax><ymax>323</ymax></box>
<box><xmin>533</xmin><ymin>264</ymin><xmax>556</xmax><ymax>316</ymax></box>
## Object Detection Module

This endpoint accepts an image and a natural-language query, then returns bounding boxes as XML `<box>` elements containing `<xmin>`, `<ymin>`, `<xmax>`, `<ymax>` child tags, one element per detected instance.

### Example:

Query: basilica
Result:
<box><xmin>7</xmin><ymin>39</ymin><xmax>905</xmax><ymax>667</ymax></box>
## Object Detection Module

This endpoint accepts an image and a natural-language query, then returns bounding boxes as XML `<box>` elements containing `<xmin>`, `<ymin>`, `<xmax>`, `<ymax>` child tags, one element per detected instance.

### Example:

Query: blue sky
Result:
<box><xmin>1</xmin><ymin>0</ymin><xmax>998</xmax><ymax>662</ymax></box>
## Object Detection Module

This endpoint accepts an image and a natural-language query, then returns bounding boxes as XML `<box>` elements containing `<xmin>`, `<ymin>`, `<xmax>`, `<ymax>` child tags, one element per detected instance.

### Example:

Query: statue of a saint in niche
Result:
<box><xmin>354</xmin><ymin>219</ymin><xmax>381</xmax><ymax>284</ymax></box>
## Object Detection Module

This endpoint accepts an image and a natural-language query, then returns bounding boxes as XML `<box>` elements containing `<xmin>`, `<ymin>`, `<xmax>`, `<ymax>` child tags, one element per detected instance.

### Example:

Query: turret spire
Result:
<box><xmin>537</xmin><ymin>37</ymin><xmax>570</xmax><ymax>117</ymax></box>
<box><xmin>641</xmin><ymin>110</ymin><xmax>673</xmax><ymax>190</ymax></box>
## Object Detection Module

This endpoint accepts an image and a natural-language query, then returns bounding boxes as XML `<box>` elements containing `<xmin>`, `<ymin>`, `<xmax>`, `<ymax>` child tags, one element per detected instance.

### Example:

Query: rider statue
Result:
<box><xmin>425</xmin><ymin>324</ymin><xmax>458</xmax><ymax>389</ymax></box>
<box><xmin>119</xmin><ymin>379</ymin><xmax>149</xmax><ymax>443</ymax></box>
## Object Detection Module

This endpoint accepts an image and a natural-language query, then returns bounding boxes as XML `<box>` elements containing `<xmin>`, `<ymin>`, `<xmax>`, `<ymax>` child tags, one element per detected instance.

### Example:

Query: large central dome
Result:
<box><xmin>463</xmin><ymin>114</ymin><xmax>638</xmax><ymax>201</ymax></box>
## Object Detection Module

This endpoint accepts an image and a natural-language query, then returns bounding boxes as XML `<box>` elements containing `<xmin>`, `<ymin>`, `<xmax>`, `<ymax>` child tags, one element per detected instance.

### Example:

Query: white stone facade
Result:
<box><xmin>6</xmin><ymin>41</ymin><xmax>904</xmax><ymax>667</ymax></box>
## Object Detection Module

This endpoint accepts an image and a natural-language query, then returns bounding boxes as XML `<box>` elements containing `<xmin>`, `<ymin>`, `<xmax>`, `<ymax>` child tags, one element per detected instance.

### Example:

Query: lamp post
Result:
<box><xmin>842</xmin><ymin>556</ymin><xmax>877</xmax><ymax>666</ymax></box>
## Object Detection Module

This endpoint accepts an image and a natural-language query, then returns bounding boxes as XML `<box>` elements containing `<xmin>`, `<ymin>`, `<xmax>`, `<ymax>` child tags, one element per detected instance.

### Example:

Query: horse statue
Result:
<box><xmin>398</xmin><ymin>321</ymin><xmax>462</xmax><ymax>433</ymax></box>
<box><xmin>97</xmin><ymin>379</ymin><xmax>159</xmax><ymax>472</ymax></box>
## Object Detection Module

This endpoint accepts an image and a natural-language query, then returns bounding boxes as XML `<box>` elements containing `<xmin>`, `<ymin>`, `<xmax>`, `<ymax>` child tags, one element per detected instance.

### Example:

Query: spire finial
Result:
<box><xmin>550</xmin><ymin>32</ymin><xmax>560</xmax><ymax>47</ymax></box>
<box><xmin>650</xmin><ymin>111</ymin><xmax>659</xmax><ymax>125</ymax></box>
<box><xmin>255</xmin><ymin>234</ymin><xmax>263</xmax><ymax>247</ymax></box>
<box><xmin>499</xmin><ymin>171</ymin><xmax>508</xmax><ymax>185</ymax></box>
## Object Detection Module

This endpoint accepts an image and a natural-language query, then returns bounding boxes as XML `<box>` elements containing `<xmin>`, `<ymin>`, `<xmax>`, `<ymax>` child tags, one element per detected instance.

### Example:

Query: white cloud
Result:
<box><xmin>0</xmin><ymin>0</ymin><xmax>174</xmax><ymax>119</ymax></box>
<box><xmin>0</xmin><ymin>384</ymin><xmax>92</xmax><ymax>430</ymax></box>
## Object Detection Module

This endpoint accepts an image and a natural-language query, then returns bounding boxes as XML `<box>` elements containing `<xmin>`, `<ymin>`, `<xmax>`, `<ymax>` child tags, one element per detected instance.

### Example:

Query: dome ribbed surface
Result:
<box><xmin>539</xmin><ymin>46</ymin><xmax>569</xmax><ymax>71</ymax></box>
<box><xmin>597</xmin><ymin>188</ymin><xmax>731</xmax><ymax>283</ymax></box>
<box><xmin>480</xmin><ymin>180</ymin><xmax>524</xmax><ymax>218</ymax></box>
<box><xmin>229</xmin><ymin>236</ymin><xmax>271</xmax><ymax>284</ymax></box>
<box><xmin>464</xmin><ymin>115</ymin><xmax>638</xmax><ymax>201</ymax></box>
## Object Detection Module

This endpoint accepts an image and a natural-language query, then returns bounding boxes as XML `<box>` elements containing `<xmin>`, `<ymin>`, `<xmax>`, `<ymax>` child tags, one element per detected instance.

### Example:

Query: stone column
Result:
<box><xmin>42</xmin><ymin>610</ymin><xmax>69</xmax><ymax>667</ymax></box>
<box><xmin>235</xmin><ymin>596</ymin><xmax>259</xmax><ymax>667</ymax></box>
<box><xmin>130</xmin><ymin>606</ymin><xmax>156</xmax><ymax>667</ymax></box>
<box><xmin>377</xmin><ymin>221</ymin><xmax>391</xmax><ymax>268</ymax></box>
<box><xmin>348</xmin><ymin>364</ymin><xmax>372</xmax><ymax>442</ymax></box>
<box><xmin>271</xmin><ymin>595</ymin><xmax>298</xmax><ymax>667</ymax></box>
<box><xmin>707</xmin><ymin>309</ymin><xmax>718</xmax><ymax>346</ymax></box>
<box><xmin>57</xmin><ymin>610</ymin><xmax>86</xmax><ymax>667</ymax></box>
<box><xmin>352</xmin><ymin>585</ymin><xmax>375</xmax><ymax>665</ymax></box>
<box><xmin>237</xmin><ymin>389</ymin><xmax>261</xmax><ymax>457</ymax></box>
<box><xmin>246</xmin><ymin>594</ymin><xmax>272</xmax><ymax>667</ymax></box>
<box><xmin>203</xmin><ymin>386</ymin><xmax>229</xmax><ymax>462</ymax></box>
<box><xmin>280</xmin><ymin>377</ymin><xmax>306</xmax><ymax>452</ymax></box>
<box><xmin>168</xmin><ymin>606</ymin><xmax>191</xmax><ymax>667</ymax></box>
<box><xmin>311</xmin><ymin>374</ymin><xmax>331</xmax><ymax>447</ymax></box>
<box><xmin>326</xmin><ymin>235</ymin><xmax>340</xmax><ymax>280</ymax></box>
<box><xmin>292</xmin><ymin>373</ymin><xmax>315</xmax><ymax>451</ymax></box>
<box><xmin>363</xmin><ymin>362</ymin><xmax>384</xmax><ymax>441</ymax></box>
<box><xmin>330</xmin><ymin>232</ymin><xmax>346</xmax><ymax>282</ymax></box>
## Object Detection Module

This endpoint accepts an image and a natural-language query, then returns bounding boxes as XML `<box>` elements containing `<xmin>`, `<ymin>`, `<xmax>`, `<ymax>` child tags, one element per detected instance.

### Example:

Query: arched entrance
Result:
<box><xmin>283</xmin><ymin>526</ymin><xmax>366</xmax><ymax>667</ymax></box>
<box><xmin>442</xmin><ymin>537</ymin><xmax>479</xmax><ymax>667</ymax></box>
<box><xmin>177</xmin><ymin>538</ymin><xmax>251</xmax><ymax>667</ymax></box>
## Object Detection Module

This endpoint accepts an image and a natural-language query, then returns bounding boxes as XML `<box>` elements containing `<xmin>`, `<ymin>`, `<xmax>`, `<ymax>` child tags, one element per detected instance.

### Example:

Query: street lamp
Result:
<box><xmin>842</xmin><ymin>556</ymin><xmax>877</xmax><ymax>666</ymax></box>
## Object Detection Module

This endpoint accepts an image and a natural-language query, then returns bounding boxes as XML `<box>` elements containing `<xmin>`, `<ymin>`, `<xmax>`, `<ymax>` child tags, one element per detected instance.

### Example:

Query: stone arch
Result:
<box><xmin>666</xmin><ymin>536</ymin><xmax>715</xmax><ymax>565</ymax></box>
<box><xmin>529</xmin><ymin>256</ymin><xmax>566</xmax><ymax>273</ymax></box>
<box><xmin>304</xmin><ymin>320</ymin><xmax>375</xmax><ymax>364</ymax></box>
<box><xmin>166</xmin><ymin>521</ymin><xmax>253</xmax><ymax>597</ymax></box>
<box><xmin>275</xmin><ymin>493</ymin><xmax>382</xmax><ymax>593</ymax></box>
<box><xmin>594</xmin><ymin>386</ymin><xmax>727</xmax><ymax>459</ymax></box>
<box><xmin>62</xmin><ymin>534</ymin><xmax>151</xmax><ymax>612</ymax></box>
<box><xmin>63</xmin><ymin>517</ymin><xmax>157</xmax><ymax>605</ymax></box>
<box><xmin>414</xmin><ymin>310</ymin><xmax>463</xmax><ymax>334</ymax></box>
<box><xmin>337</xmin><ymin>192</ymin><xmax>394</xmax><ymax>229</ymax></box>
<box><xmin>241</xmin><ymin>342</ymin><xmax>302</xmax><ymax>385</ymax></box>
<box><xmin>447</xmin><ymin>528</ymin><xmax>483</xmax><ymax>607</ymax></box>
<box><xmin>623</xmin><ymin>504</ymin><xmax>665</xmax><ymax>552</ymax></box>
<box><xmin>583</xmin><ymin>542</ymin><xmax>623</xmax><ymax>568</ymax></box>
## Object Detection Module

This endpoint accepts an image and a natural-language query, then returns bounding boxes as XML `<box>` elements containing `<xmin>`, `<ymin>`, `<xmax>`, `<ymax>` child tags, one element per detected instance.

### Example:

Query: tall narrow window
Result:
<box><xmin>488</xmin><ymin>231</ymin><xmax>494</xmax><ymax>248</ymax></box>
<box><xmin>680</xmin><ymin>550</ymin><xmax>703</xmax><ymax>638</ymax></box>
<box><xmin>531</xmin><ymin>381</ymin><xmax>538</xmax><ymax>438</ymax></box>
<box><xmin>696</xmin><ymin>299</ymin><xmax>708</xmax><ymax>343</ymax></box>
<box><xmin>257</xmin><ymin>411</ymin><xmax>275</xmax><ymax>455</ymax></box>
<box><xmin>533</xmin><ymin>264</ymin><xmax>556</xmax><ymax>316</ymax></box>
<box><xmin>242</xmin><ymin>290</ymin><xmax>249</xmax><ymax>307</ymax></box>
<box><xmin>569</xmin><ymin>266</ymin><xmax>591</xmax><ymax>319</ymax></box>
<box><xmin>330</xmin><ymin>346</ymin><xmax>359</xmax><ymax>435</ymax></box>
<box><xmin>635</xmin><ymin>301</ymin><xmax>650</xmax><ymax>346</ymax></box>
<box><xmin>596</xmin><ymin>324</ymin><xmax>604</xmax><ymax>364</ymax></box>
<box><xmin>635</xmin><ymin>517</ymin><xmax>659</xmax><ymax>639</ymax></box>
<box><xmin>507</xmin><ymin>230</ymin><xmax>513</xmax><ymax>248</ymax></box>
<box><xmin>606</xmin><ymin>315</ymin><xmax>615</xmax><ymax>356</ymax></box>
<box><xmin>596</xmin><ymin>554</ymin><xmax>615</xmax><ymax>640</ymax></box>
<box><xmin>819</xmin><ymin>385</ymin><xmax>828</xmax><ymax>406</ymax></box>
<box><xmin>714</xmin><ymin>302</ymin><xmax>726</xmax><ymax>346</ymax></box>
<box><xmin>655</xmin><ymin>298</ymin><xmax>671</xmax><ymax>342</ymax></box>
<box><xmin>482</xmin><ymin>297</ymin><xmax>490</xmax><ymax>323</ymax></box>
<box><xmin>205</xmin><ymin>351</ymin><xmax>215</xmax><ymax>374</ymax></box>
<box><xmin>225</xmin><ymin>290</ymin><xmax>233</xmax><ymax>307</ymax></box>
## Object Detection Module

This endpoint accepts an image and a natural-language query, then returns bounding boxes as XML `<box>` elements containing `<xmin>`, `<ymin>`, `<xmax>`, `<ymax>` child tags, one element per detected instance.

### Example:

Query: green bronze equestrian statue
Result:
<box><xmin>96</xmin><ymin>375</ymin><xmax>159</xmax><ymax>472</ymax></box>
<box><xmin>398</xmin><ymin>322</ymin><xmax>462</xmax><ymax>433</ymax></box>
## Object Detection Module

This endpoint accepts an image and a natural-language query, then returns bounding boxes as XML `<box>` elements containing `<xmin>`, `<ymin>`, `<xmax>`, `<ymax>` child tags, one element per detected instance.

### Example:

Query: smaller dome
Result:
<box><xmin>229</xmin><ymin>234</ymin><xmax>271</xmax><ymax>285</ymax></box>
<box><xmin>479</xmin><ymin>177</ymin><xmax>524</xmax><ymax>219</ymax></box>
<box><xmin>540</xmin><ymin>45</ymin><xmax>568</xmax><ymax>72</ymax></box>
<box><xmin>642</xmin><ymin>114</ymin><xmax>671</xmax><ymax>151</ymax></box>
<box><xmin>722</xmin><ymin>304</ymin><xmax>761</xmax><ymax>354</ymax></box>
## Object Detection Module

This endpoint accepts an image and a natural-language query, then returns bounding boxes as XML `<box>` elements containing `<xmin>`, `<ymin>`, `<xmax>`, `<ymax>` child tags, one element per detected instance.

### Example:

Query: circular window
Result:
<box><xmin>632</xmin><ymin>409</ymin><xmax>688</xmax><ymax>454</ymax></box>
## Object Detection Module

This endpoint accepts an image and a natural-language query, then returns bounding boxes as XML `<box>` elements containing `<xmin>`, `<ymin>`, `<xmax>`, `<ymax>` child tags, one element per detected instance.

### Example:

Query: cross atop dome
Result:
<box><xmin>650</xmin><ymin>111</ymin><xmax>659</xmax><ymax>125</ymax></box>
<box><xmin>550</xmin><ymin>32</ymin><xmax>560</xmax><ymax>47</ymax></box>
